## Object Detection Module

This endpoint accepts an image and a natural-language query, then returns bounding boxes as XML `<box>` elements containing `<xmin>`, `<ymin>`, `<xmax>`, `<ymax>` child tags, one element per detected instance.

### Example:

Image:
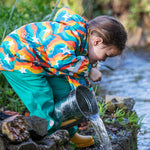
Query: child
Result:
<box><xmin>0</xmin><ymin>7</ymin><xmax>127</xmax><ymax>148</ymax></box>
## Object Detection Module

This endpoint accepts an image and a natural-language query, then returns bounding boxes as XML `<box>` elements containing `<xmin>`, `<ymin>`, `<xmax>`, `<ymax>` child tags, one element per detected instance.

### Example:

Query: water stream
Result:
<box><xmin>90</xmin><ymin>113</ymin><xmax>112</xmax><ymax>150</ymax></box>
<box><xmin>98</xmin><ymin>48</ymin><xmax>150</xmax><ymax>150</ymax></box>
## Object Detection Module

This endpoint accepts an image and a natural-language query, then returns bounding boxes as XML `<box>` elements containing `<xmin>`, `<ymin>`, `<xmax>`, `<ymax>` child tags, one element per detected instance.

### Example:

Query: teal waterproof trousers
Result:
<box><xmin>1</xmin><ymin>71</ymin><xmax>77</xmax><ymax>137</ymax></box>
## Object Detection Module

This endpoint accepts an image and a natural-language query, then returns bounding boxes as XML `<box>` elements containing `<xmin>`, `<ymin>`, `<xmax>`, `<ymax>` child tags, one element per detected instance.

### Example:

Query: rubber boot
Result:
<box><xmin>70</xmin><ymin>133</ymin><xmax>94</xmax><ymax>148</ymax></box>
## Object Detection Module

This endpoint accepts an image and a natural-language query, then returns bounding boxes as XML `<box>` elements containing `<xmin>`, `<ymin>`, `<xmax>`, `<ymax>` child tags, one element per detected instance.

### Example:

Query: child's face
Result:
<box><xmin>88</xmin><ymin>37</ymin><xmax>121</xmax><ymax>64</ymax></box>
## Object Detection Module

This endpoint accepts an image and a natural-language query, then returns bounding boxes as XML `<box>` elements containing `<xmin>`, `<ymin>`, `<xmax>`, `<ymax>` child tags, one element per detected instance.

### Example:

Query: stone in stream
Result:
<box><xmin>1</xmin><ymin>115</ymin><xmax>29</xmax><ymax>143</ymax></box>
<box><xmin>105</xmin><ymin>95</ymin><xmax>135</xmax><ymax>112</ymax></box>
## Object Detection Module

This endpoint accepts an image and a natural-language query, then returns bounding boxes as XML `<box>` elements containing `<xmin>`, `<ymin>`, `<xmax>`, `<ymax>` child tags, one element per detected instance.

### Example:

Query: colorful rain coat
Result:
<box><xmin>0</xmin><ymin>7</ymin><xmax>92</xmax><ymax>90</ymax></box>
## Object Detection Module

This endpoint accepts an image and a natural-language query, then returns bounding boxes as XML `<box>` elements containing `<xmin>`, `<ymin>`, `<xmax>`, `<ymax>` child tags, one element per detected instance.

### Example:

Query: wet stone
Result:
<box><xmin>25</xmin><ymin>116</ymin><xmax>48</xmax><ymax>140</ymax></box>
<box><xmin>1</xmin><ymin>115</ymin><xmax>29</xmax><ymax>143</ymax></box>
<box><xmin>47</xmin><ymin>130</ymin><xmax>71</xmax><ymax>150</ymax></box>
<box><xmin>35</xmin><ymin>130</ymin><xmax>70</xmax><ymax>150</ymax></box>
<box><xmin>0</xmin><ymin>114</ymin><xmax>71</xmax><ymax>150</ymax></box>
<box><xmin>48</xmin><ymin>130</ymin><xmax>70</xmax><ymax>143</ymax></box>
<box><xmin>105</xmin><ymin>95</ymin><xmax>135</xmax><ymax>111</ymax></box>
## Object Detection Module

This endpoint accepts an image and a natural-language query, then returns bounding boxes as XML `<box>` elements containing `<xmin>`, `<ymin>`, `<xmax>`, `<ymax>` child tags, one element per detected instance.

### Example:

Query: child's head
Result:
<box><xmin>87</xmin><ymin>15</ymin><xmax>127</xmax><ymax>64</ymax></box>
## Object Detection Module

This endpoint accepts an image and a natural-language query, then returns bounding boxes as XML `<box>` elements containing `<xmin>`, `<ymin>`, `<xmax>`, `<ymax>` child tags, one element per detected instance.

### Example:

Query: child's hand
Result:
<box><xmin>89</xmin><ymin>68</ymin><xmax>102</xmax><ymax>82</ymax></box>
<box><xmin>78</xmin><ymin>122</ymin><xmax>90</xmax><ymax>130</ymax></box>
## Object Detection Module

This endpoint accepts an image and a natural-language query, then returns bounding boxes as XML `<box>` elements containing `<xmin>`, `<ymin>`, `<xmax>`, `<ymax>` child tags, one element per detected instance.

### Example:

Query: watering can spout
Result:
<box><xmin>53</xmin><ymin>85</ymin><xmax>99</xmax><ymax>129</ymax></box>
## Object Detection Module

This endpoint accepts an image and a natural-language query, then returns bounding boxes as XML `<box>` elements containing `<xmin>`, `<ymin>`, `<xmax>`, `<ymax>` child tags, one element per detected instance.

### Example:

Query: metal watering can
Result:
<box><xmin>53</xmin><ymin>85</ymin><xmax>99</xmax><ymax>129</ymax></box>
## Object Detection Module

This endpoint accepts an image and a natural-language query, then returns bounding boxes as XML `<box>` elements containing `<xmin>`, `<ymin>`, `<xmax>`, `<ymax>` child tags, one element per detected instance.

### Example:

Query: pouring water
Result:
<box><xmin>90</xmin><ymin>113</ymin><xmax>112</xmax><ymax>150</ymax></box>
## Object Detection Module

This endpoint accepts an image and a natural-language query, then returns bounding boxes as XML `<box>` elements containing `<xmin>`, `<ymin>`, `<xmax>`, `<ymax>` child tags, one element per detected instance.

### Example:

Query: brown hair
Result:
<box><xmin>88</xmin><ymin>16</ymin><xmax>127</xmax><ymax>51</ymax></box>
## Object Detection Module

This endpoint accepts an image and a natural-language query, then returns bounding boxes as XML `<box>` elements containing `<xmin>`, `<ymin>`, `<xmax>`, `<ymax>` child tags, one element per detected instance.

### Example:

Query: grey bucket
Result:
<box><xmin>53</xmin><ymin>85</ymin><xmax>99</xmax><ymax>128</ymax></box>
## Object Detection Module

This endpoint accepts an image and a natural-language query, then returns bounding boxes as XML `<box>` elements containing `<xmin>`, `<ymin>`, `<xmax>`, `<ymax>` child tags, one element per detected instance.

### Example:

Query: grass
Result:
<box><xmin>0</xmin><ymin>0</ymin><xmax>60</xmax><ymax>113</ymax></box>
<box><xmin>97</xmin><ymin>101</ymin><xmax>108</xmax><ymax>118</ymax></box>
<box><xmin>0</xmin><ymin>72</ymin><xmax>26</xmax><ymax>113</ymax></box>
<box><xmin>98</xmin><ymin>102</ymin><xmax>144</xmax><ymax>130</ymax></box>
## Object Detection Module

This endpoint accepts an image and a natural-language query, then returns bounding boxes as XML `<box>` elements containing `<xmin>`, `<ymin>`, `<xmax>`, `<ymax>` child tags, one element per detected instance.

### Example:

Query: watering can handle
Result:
<box><xmin>60</xmin><ymin>119</ymin><xmax>77</xmax><ymax>127</ymax></box>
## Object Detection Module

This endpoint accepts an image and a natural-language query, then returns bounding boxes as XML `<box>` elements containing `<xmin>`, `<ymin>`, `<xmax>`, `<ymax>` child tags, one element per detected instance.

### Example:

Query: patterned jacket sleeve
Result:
<box><xmin>45</xmin><ymin>32</ymin><xmax>91</xmax><ymax>78</ymax></box>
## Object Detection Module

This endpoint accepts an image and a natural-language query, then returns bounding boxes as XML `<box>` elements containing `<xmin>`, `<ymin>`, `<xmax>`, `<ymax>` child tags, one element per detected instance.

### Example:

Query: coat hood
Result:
<box><xmin>53</xmin><ymin>7</ymin><xmax>88</xmax><ymax>53</ymax></box>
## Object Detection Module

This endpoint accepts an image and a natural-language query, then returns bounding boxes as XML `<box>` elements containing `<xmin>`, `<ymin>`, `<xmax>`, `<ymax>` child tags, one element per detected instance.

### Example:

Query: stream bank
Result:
<box><xmin>0</xmin><ymin>94</ymin><xmax>139</xmax><ymax>150</ymax></box>
<box><xmin>75</xmin><ymin>95</ymin><xmax>139</xmax><ymax>150</ymax></box>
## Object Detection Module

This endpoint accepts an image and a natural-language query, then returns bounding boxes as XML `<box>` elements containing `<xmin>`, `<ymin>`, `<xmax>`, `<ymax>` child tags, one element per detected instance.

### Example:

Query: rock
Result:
<box><xmin>0</xmin><ymin>113</ymin><xmax>70</xmax><ymax>150</ymax></box>
<box><xmin>25</xmin><ymin>116</ymin><xmax>48</xmax><ymax>140</ymax></box>
<box><xmin>96</xmin><ymin>96</ymin><xmax>104</xmax><ymax>104</ymax></box>
<box><xmin>0</xmin><ymin>137</ymin><xmax>5</xmax><ymax>150</ymax></box>
<box><xmin>1</xmin><ymin>130</ymin><xmax>70</xmax><ymax>150</ymax></box>
<box><xmin>49</xmin><ymin>129</ymin><xmax>69</xmax><ymax>142</ymax></box>
<box><xmin>2</xmin><ymin>115</ymin><xmax>29</xmax><ymax>143</ymax></box>
<box><xmin>6</xmin><ymin>140</ymin><xmax>38</xmax><ymax>150</ymax></box>
<box><xmin>17</xmin><ymin>142</ymin><xmax>38</xmax><ymax>150</ymax></box>
<box><xmin>36</xmin><ymin>130</ymin><xmax>70</xmax><ymax>150</ymax></box>
<box><xmin>106</xmin><ymin>101</ymin><xmax>116</xmax><ymax>113</ymax></box>
<box><xmin>37</xmin><ymin>136</ymin><xmax>57</xmax><ymax>150</ymax></box>
<box><xmin>47</xmin><ymin>130</ymin><xmax>70</xmax><ymax>150</ymax></box>
<box><xmin>105</xmin><ymin>95</ymin><xmax>135</xmax><ymax>111</ymax></box>
<box><xmin>35</xmin><ymin>130</ymin><xmax>70</xmax><ymax>150</ymax></box>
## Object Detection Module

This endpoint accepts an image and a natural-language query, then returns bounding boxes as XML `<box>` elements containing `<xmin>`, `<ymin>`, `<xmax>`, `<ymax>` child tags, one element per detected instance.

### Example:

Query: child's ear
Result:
<box><xmin>93</xmin><ymin>37</ymin><xmax>103</xmax><ymax>46</ymax></box>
